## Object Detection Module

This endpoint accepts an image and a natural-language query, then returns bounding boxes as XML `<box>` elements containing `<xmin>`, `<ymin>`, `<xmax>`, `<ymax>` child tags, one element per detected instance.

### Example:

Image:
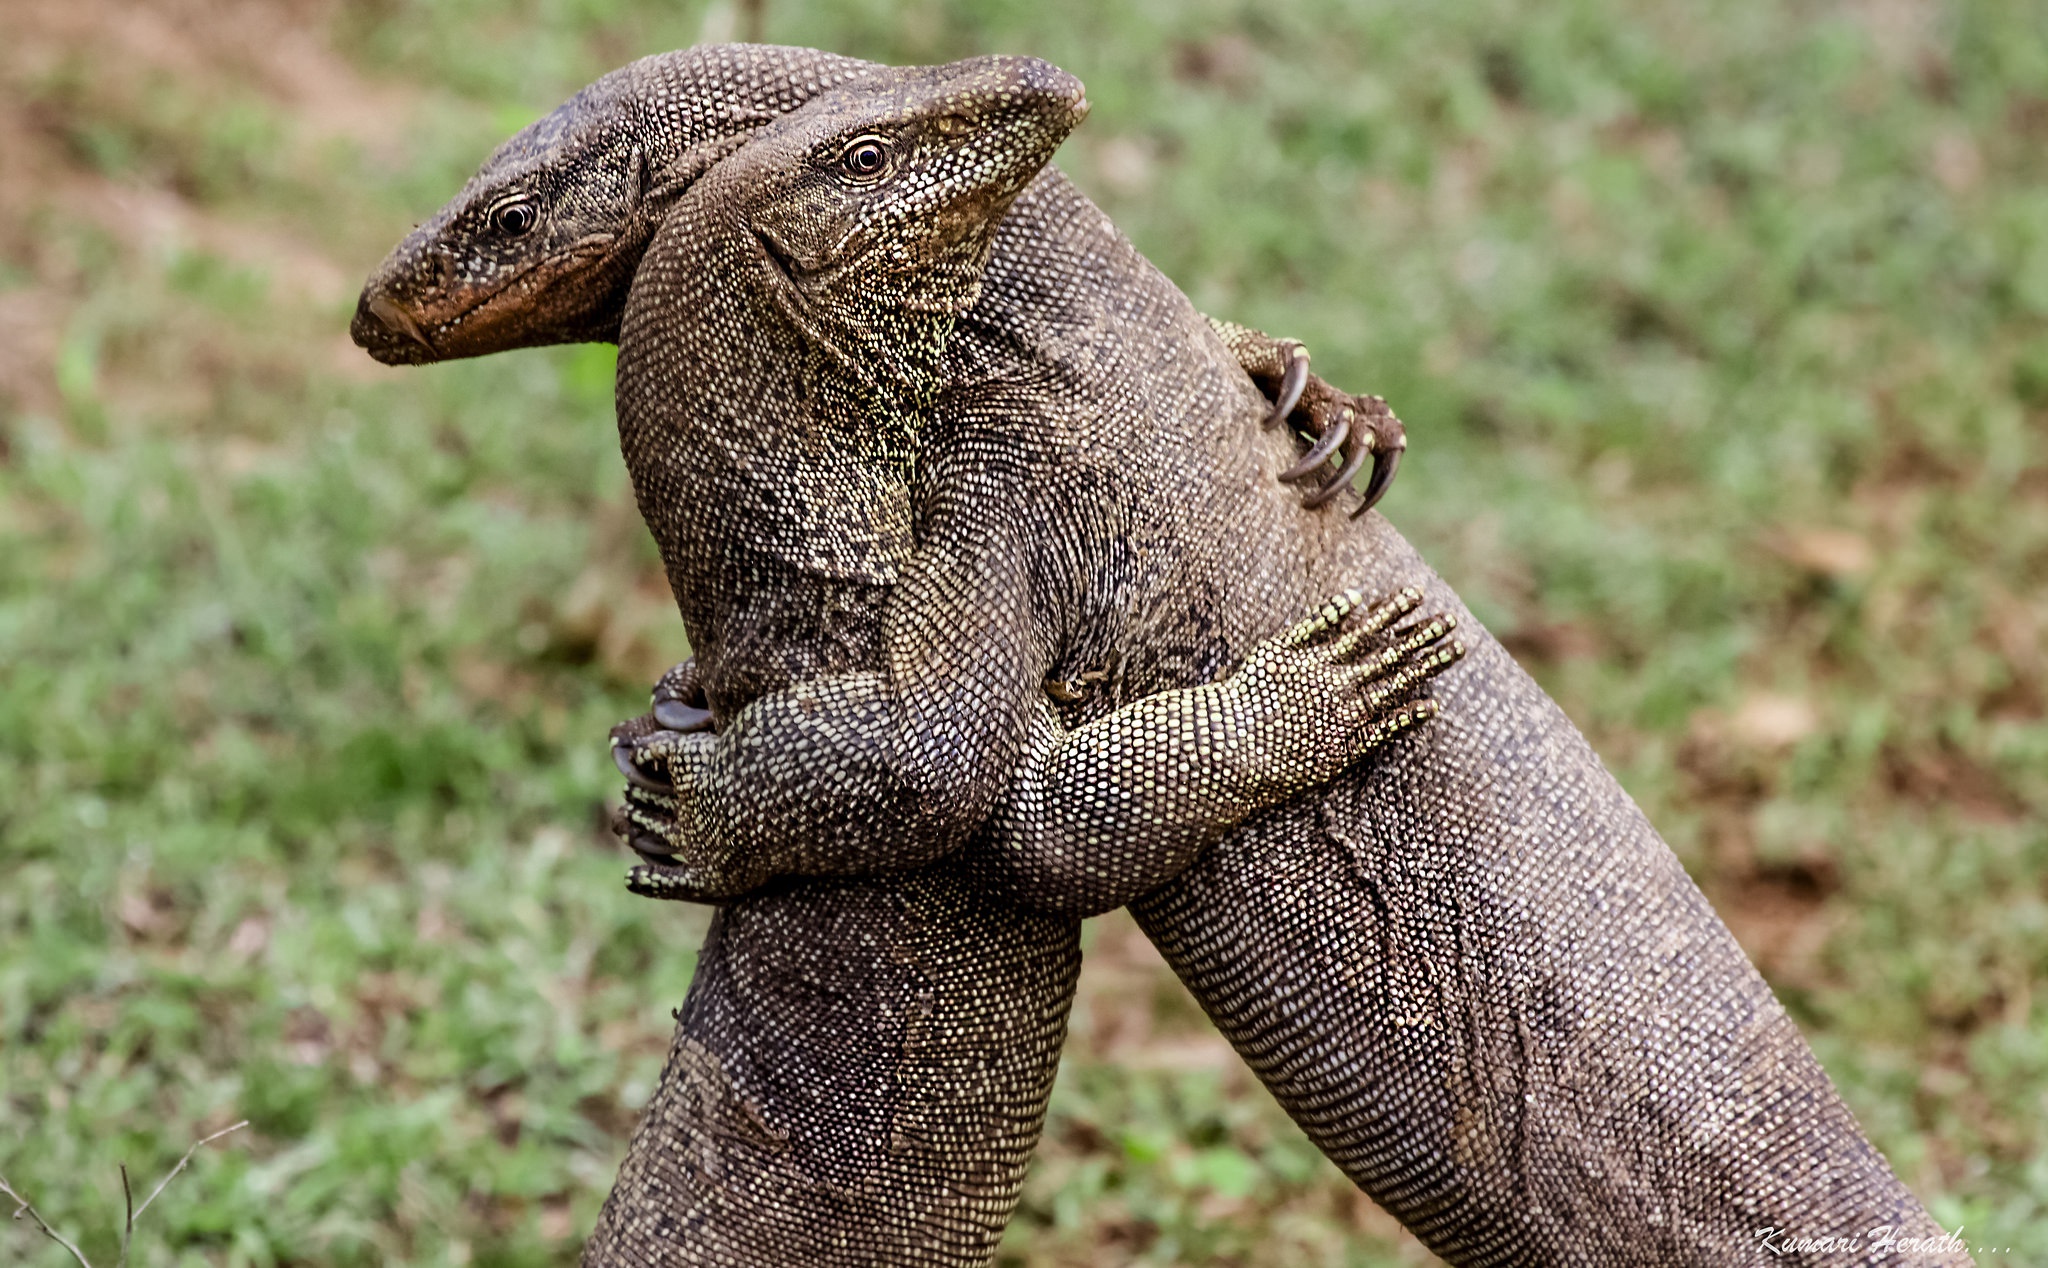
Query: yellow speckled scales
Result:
<box><xmin>353</xmin><ymin>44</ymin><xmax>1961</xmax><ymax>1268</ymax></box>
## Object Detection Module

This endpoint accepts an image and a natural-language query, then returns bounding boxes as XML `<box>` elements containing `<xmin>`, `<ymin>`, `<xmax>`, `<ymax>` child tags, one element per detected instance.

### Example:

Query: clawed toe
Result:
<box><xmin>653</xmin><ymin>698</ymin><xmax>713</xmax><ymax>732</ymax></box>
<box><xmin>1275</xmin><ymin>381</ymin><xmax>1408</xmax><ymax>515</ymax></box>
<box><xmin>612</xmin><ymin>739</ymin><xmax>675</xmax><ymax>794</ymax></box>
<box><xmin>1360</xmin><ymin>629</ymin><xmax>1466</xmax><ymax>704</ymax></box>
<box><xmin>1263</xmin><ymin>343</ymin><xmax>1310</xmax><ymax>429</ymax></box>
<box><xmin>1281</xmin><ymin>409</ymin><xmax>1350</xmax><ymax>483</ymax></box>
<box><xmin>1351</xmin><ymin>400</ymin><xmax>1406</xmax><ymax>517</ymax></box>
<box><xmin>626</xmin><ymin>864</ymin><xmax>699</xmax><ymax>902</ymax></box>
<box><xmin>630</xmin><ymin>832</ymin><xmax>679</xmax><ymax>865</ymax></box>
<box><xmin>1323</xmin><ymin>586</ymin><xmax>1424</xmax><ymax>658</ymax></box>
<box><xmin>650</xmin><ymin>656</ymin><xmax>711</xmax><ymax>731</ymax></box>
<box><xmin>1356</xmin><ymin>697</ymin><xmax>1441</xmax><ymax>753</ymax></box>
<box><xmin>1303</xmin><ymin>429</ymin><xmax>1371</xmax><ymax>509</ymax></box>
<box><xmin>1354</xmin><ymin>439</ymin><xmax>1403</xmax><ymax>517</ymax></box>
<box><xmin>1392</xmin><ymin>613</ymin><xmax>1457</xmax><ymax>657</ymax></box>
<box><xmin>1229</xmin><ymin>324</ymin><xmax>1412</xmax><ymax>516</ymax></box>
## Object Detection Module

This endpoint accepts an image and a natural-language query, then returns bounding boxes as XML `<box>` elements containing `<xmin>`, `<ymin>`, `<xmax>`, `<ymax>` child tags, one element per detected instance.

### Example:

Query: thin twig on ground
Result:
<box><xmin>128</xmin><ymin>1121</ymin><xmax>248</xmax><ymax>1231</ymax></box>
<box><xmin>2</xmin><ymin>1119</ymin><xmax>250</xmax><ymax>1268</ymax></box>
<box><xmin>119</xmin><ymin>1166</ymin><xmax>133</xmax><ymax>1268</ymax></box>
<box><xmin>1</xmin><ymin>1173</ymin><xmax>93</xmax><ymax>1268</ymax></box>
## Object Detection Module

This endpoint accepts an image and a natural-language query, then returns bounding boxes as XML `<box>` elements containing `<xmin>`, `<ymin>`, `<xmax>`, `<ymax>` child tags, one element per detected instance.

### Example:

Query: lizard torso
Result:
<box><xmin>611</xmin><ymin>81</ymin><xmax>1957</xmax><ymax>1258</ymax></box>
<box><xmin>355</xmin><ymin>46</ymin><xmax>1964</xmax><ymax>1268</ymax></box>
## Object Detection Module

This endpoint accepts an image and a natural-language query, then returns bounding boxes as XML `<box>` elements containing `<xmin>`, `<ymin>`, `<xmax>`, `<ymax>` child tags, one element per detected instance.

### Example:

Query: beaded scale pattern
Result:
<box><xmin>354</xmin><ymin>45</ymin><xmax>1960</xmax><ymax>1268</ymax></box>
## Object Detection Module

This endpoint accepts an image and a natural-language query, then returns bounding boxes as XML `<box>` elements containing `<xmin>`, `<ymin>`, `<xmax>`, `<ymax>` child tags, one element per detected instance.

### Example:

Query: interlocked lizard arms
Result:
<box><xmin>616</xmin><ymin>583</ymin><xmax>1454</xmax><ymax>915</ymax></box>
<box><xmin>355</xmin><ymin>44</ymin><xmax>1961</xmax><ymax>1268</ymax></box>
<box><xmin>354</xmin><ymin>46</ymin><xmax>1440</xmax><ymax>916</ymax></box>
<box><xmin>587</xmin><ymin>56</ymin><xmax>1461</xmax><ymax>914</ymax></box>
<box><xmin>602</xmin><ymin>57</ymin><xmax>1954</xmax><ymax>1264</ymax></box>
<box><xmin>354</xmin><ymin>44</ymin><xmax>1431</xmax><ymax>1266</ymax></box>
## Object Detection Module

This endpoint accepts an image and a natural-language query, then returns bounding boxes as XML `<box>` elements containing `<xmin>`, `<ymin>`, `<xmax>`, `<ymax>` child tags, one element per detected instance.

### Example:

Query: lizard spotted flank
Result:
<box><xmin>356</xmin><ymin>45</ymin><xmax>1962</xmax><ymax>1268</ymax></box>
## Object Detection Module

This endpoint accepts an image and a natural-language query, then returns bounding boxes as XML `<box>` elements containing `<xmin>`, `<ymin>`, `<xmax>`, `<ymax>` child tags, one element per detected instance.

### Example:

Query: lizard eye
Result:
<box><xmin>491</xmin><ymin>198</ymin><xmax>538</xmax><ymax>236</ymax></box>
<box><xmin>837</xmin><ymin>137</ymin><xmax>891</xmax><ymax>181</ymax></box>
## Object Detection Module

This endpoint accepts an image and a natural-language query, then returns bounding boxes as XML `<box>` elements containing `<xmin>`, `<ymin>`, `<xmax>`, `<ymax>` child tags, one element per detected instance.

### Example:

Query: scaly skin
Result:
<box><xmin>355</xmin><ymin>46</ymin><xmax>1964</xmax><ymax>1268</ymax></box>
<box><xmin>591</xmin><ymin>59</ymin><xmax>1457</xmax><ymax>912</ymax></box>
<box><xmin>354</xmin><ymin>44</ymin><xmax>1437</xmax><ymax>1267</ymax></box>
<box><xmin>350</xmin><ymin>46</ymin><xmax>1395</xmax><ymax>483</ymax></box>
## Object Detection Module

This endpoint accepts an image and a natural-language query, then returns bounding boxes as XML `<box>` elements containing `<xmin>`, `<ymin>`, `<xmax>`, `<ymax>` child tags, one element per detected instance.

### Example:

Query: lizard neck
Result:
<box><xmin>757</xmin><ymin>239</ymin><xmax>996</xmax><ymax>472</ymax></box>
<box><xmin>616</xmin><ymin>199</ymin><xmax>930</xmax><ymax>700</ymax></box>
<box><xmin>764</xmin><ymin>300</ymin><xmax>953</xmax><ymax>478</ymax></box>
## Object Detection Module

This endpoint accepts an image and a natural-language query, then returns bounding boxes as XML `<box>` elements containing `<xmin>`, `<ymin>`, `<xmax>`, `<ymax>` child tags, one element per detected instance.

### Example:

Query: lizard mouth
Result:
<box><xmin>352</xmin><ymin>290</ymin><xmax>441</xmax><ymax>364</ymax></box>
<box><xmin>353</xmin><ymin>240</ymin><xmax>615</xmax><ymax>365</ymax></box>
<box><xmin>361</xmin><ymin>293</ymin><xmax>435</xmax><ymax>357</ymax></box>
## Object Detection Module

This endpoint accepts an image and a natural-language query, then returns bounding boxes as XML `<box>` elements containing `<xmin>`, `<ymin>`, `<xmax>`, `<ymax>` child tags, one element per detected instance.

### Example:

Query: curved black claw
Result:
<box><xmin>1280</xmin><ymin>410</ymin><xmax>1350</xmax><ymax>483</ymax></box>
<box><xmin>1262</xmin><ymin>344</ymin><xmax>1309</xmax><ymax>429</ymax></box>
<box><xmin>1352</xmin><ymin>441</ymin><xmax>1404</xmax><ymax>517</ymax></box>
<box><xmin>612</xmin><ymin>739</ymin><xmax>674</xmax><ymax>795</ymax></box>
<box><xmin>1305</xmin><ymin>434</ymin><xmax>1372</xmax><ymax>509</ymax></box>
<box><xmin>653</xmin><ymin>698</ymin><xmax>713</xmax><ymax>732</ymax></box>
<box><xmin>630</xmin><ymin>832</ymin><xmax>678</xmax><ymax>865</ymax></box>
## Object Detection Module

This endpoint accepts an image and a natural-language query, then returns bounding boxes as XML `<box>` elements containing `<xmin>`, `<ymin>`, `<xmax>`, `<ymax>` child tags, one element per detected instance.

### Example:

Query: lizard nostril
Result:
<box><xmin>432</xmin><ymin>252</ymin><xmax>457</xmax><ymax>294</ymax></box>
<box><xmin>365</xmin><ymin>292</ymin><xmax>434</xmax><ymax>352</ymax></box>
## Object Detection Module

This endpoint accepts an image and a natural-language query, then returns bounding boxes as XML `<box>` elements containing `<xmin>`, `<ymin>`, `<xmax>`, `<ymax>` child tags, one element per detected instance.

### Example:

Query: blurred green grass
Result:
<box><xmin>2</xmin><ymin>0</ymin><xmax>2043</xmax><ymax>1263</ymax></box>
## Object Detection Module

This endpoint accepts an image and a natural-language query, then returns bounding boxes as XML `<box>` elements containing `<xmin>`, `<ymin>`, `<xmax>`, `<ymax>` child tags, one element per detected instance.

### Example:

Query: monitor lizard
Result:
<box><xmin>354</xmin><ymin>45</ymin><xmax>1963</xmax><ymax>1268</ymax></box>
<box><xmin>354</xmin><ymin>43</ymin><xmax>1432</xmax><ymax>1266</ymax></box>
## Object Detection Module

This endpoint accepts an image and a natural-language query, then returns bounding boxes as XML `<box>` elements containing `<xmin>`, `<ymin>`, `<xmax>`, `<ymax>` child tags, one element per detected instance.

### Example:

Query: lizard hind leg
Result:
<box><xmin>1205</xmin><ymin>316</ymin><xmax>1409</xmax><ymax>515</ymax></box>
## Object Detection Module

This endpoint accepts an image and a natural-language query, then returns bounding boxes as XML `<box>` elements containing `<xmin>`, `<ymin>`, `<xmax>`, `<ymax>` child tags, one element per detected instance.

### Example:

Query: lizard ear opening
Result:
<box><xmin>624</xmin><ymin>146</ymin><xmax>647</xmax><ymax>218</ymax></box>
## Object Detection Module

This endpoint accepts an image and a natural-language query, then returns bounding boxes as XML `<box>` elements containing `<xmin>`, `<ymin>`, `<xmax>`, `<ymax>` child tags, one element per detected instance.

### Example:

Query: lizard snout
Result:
<box><xmin>351</xmin><ymin>288</ymin><xmax>437</xmax><ymax>363</ymax></box>
<box><xmin>979</xmin><ymin>56</ymin><xmax>1089</xmax><ymax>130</ymax></box>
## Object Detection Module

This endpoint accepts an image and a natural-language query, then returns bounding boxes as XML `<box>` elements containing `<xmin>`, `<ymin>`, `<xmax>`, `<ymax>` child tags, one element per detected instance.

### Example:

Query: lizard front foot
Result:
<box><xmin>1223</xmin><ymin>584</ymin><xmax>1465</xmax><ymax>790</ymax></box>
<box><xmin>1260</xmin><ymin>341</ymin><xmax>1406</xmax><ymax>517</ymax></box>
<box><xmin>608</xmin><ymin>658</ymin><xmax>755</xmax><ymax>903</ymax></box>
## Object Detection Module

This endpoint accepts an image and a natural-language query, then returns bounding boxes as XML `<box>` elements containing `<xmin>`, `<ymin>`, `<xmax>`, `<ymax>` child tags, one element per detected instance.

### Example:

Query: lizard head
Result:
<box><xmin>692</xmin><ymin>55</ymin><xmax>1089</xmax><ymax>349</ymax></box>
<box><xmin>351</xmin><ymin>45</ymin><xmax>875</xmax><ymax>366</ymax></box>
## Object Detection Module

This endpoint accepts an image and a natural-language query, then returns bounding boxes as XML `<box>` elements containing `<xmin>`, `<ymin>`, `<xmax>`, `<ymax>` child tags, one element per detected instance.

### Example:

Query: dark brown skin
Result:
<box><xmin>349</xmin><ymin>50</ymin><xmax>819</xmax><ymax>364</ymax></box>
<box><xmin>593</xmin><ymin>59</ymin><xmax>1460</xmax><ymax>912</ymax></box>
<box><xmin>353</xmin><ymin>45</ymin><xmax>1431</xmax><ymax>1266</ymax></box>
<box><xmin>351</xmin><ymin>48</ymin><xmax>1402</xmax><ymax>510</ymax></box>
<box><xmin>355</xmin><ymin>45</ymin><xmax>1964</xmax><ymax>1268</ymax></box>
